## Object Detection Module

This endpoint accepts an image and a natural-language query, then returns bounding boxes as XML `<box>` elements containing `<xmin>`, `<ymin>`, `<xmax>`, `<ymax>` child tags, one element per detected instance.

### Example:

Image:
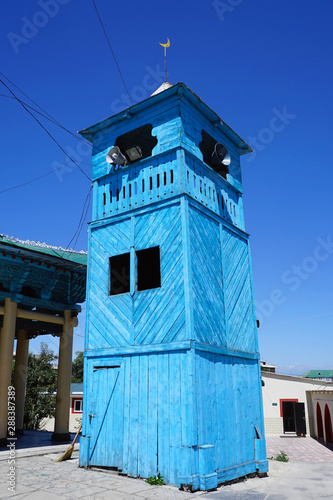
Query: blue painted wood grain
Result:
<box><xmin>81</xmin><ymin>83</ymin><xmax>267</xmax><ymax>490</ymax></box>
<box><xmin>83</xmin><ymin>350</ymin><xmax>267</xmax><ymax>487</ymax></box>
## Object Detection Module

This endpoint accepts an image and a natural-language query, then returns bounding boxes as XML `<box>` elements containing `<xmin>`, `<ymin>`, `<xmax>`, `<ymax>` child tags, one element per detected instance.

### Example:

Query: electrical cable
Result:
<box><xmin>0</xmin><ymin>74</ymin><xmax>112</xmax><ymax>158</ymax></box>
<box><xmin>48</xmin><ymin>186</ymin><xmax>92</xmax><ymax>262</ymax></box>
<box><xmin>67</xmin><ymin>186</ymin><xmax>92</xmax><ymax>250</ymax></box>
<box><xmin>0</xmin><ymin>91</ymin><xmax>92</xmax><ymax>150</ymax></box>
<box><xmin>0</xmin><ymin>77</ymin><xmax>90</xmax><ymax>181</ymax></box>
<box><xmin>74</xmin><ymin>189</ymin><xmax>92</xmax><ymax>249</ymax></box>
<box><xmin>0</xmin><ymin>157</ymin><xmax>90</xmax><ymax>195</ymax></box>
<box><xmin>91</xmin><ymin>0</ymin><xmax>133</xmax><ymax>106</ymax></box>
<box><xmin>0</xmin><ymin>168</ymin><xmax>57</xmax><ymax>195</ymax></box>
<box><xmin>0</xmin><ymin>71</ymin><xmax>91</xmax><ymax>148</ymax></box>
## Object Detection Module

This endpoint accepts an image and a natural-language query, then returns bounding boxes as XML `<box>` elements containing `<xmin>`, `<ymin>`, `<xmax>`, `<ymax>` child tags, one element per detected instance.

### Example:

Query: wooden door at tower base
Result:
<box><xmin>88</xmin><ymin>360</ymin><xmax>123</xmax><ymax>469</ymax></box>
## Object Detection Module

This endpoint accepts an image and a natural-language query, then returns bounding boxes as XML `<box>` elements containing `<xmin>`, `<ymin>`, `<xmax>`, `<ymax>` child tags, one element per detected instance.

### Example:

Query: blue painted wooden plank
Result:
<box><xmin>90</xmin><ymin>196</ymin><xmax>181</xmax><ymax>231</ymax></box>
<box><xmin>122</xmin><ymin>356</ymin><xmax>131</xmax><ymax>474</ymax></box>
<box><xmin>134</xmin><ymin>273</ymin><xmax>185</xmax><ymax>346</ymax></box>
<box><xmin>196</xmin><ymin>353</ymin><xmax>205</xmax><ymax>447</ymax></box>
<box><xmin>84</xmin><ymin>341</ymin><xmax>192</xmax><ymax>358</ymax></box>
<box><xmin>160</xmin><ymin>308</ymin><xmax>186</xmax><ymax>344</ymax></box>
<box><xmin>138</xmin><ymin>353</ymin><xmax>149</xmax><ymax>478</ymax></box>
<box><xmin>225</xmin><ymin>355</ymin><xmax>234</xmax><ymax>469</ymax></box>
<box><xmin>106</xmin><ymin>367</ymin><xmax>115</xmax><ymax>465</ymax></box>
<box><xmin>147</xmin><ymin>353</ymin><xmax>158</xmax><ymax>477</ymax></box>
<box><xmin>179</xmin><ymin>349</ymin><xmax>196</xmax><ymax>480</ymax></box>
<box><xmin>112</xmin><ymin>361</ymin><xmax>124</xmax><ymax>470</ymax></box>
<box><xmin>88</xmin><ymin>309</ymin><xmax>121</xmax><ymax>348</ymax></box>
<box><xmin>157</xmin><ymin>353</ymin><xmax>170</xmax><ymax>482</ymax></box>
<box><xmin>180</xmin><ymin>197</ymin><xmax>194</xmax><ymax>342</ymax></box>
<box><xmin>88</xmin><ymin>290</ymin><xmax>131</xmax><ymax>346</ymax></box>
<box><xmin>168</xmin><ymin>350</ymin><xmax>182</xmax><ymax>485</ymax></box>
<box><xmin>214</xmin><ymin>354</ymin><xmax>223</xmax><ymax>471</ymax></box>
<box><xmin>129</xmin><ymin>355</ymin><xmax>139</xmax><ymax>477</ymax></box>
<box><xmin>206</xmin><ymin>352</ymin><xmax>216</xmax><ymax>450</ymax></box>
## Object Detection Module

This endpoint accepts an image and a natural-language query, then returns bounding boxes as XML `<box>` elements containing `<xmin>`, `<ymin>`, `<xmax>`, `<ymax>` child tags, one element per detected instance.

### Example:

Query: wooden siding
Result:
<box><xmin>83</xmin><ymin>349</ymin><xmax>267</xmax><ymax>488</ymax></box>
<box><xmin>223</xmin><ymin>228</ymin><xmax>258</xmax><ymax>353</ymax></box>
<box><xmin>87</xmin><ymin>203</ymin><xmax>186</xmax><ymax>349</ymax></box>
<box><xmin>133</xmin><ymin>204</ymin><xmax>186</xmax><ymax>345</ymax></box>
<box><xmin>80</xmin><ymin>82</ymin><xmax>268</xmax><ymax>489</ymax></box>
<box><xmin>89</xmin><ymin>220</ymin><xmax>132</xmax><ymax>348</ymax></box>
<box><xmin>189</xmin><ymin>206</ymin><xmax>226</xmax><ymax>345</ymax></box>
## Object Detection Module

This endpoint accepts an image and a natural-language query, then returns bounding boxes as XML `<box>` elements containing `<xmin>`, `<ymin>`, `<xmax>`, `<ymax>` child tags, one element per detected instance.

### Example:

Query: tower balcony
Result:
<box><xmin>93</xmin><ymin>147</ymin><xmax>245</xmax><ymax>231</ymax></box>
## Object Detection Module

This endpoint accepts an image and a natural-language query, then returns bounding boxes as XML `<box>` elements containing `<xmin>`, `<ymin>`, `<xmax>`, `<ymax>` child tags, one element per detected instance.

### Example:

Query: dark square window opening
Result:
<box><xmin>137</xmin><ymin>246</ymin><xmax>161</xmax><ymax>291</ymax></box>
<box><xmin>115</xmin><ymin>124</ymin><xmax>157</xmax><ymax>162</ymax></box>
<box><xmin>110</xmin><ymin>253</ymin><xmax>130</xmax><ymax>295</ymax></box>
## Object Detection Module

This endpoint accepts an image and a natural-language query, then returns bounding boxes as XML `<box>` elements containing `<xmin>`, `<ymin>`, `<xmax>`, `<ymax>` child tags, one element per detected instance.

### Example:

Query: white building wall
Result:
<box><xmin>261</xmin><ymin>372</ymin><xmax>333</xmax><ymax>436</ymax></box>
<box><xmin>39</xmin><ymin>396</ymin><xmax>82</xmax><ymax>433</ymax></box>
<box><xmin>309</xmin><ymin>391</ymin><xmax>333</xmax><ymax>442</ymax></box>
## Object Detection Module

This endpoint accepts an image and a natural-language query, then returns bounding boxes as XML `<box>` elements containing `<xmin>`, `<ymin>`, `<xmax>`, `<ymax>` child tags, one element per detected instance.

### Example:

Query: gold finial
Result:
<box><xmin>159</xmin><ymin>38</ymin><xmax>170</xmax><ymax>82</ymax></box>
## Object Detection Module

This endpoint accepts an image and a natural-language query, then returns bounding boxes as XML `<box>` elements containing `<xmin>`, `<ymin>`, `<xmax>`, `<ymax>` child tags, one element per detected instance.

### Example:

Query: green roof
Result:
<box><xmin>301</xmin><ymin>370</ymin><xmax>333</xmax><ymax>379</ymax></box>
<box><xmin>71</xmin><ymin>383</ymin><xmax>83</xmax><ymax>394</ymax></box>
<box><xmin>0</xmin><ymin>235</ymin><xmax>87</xmax><ymax>266</ymax></box>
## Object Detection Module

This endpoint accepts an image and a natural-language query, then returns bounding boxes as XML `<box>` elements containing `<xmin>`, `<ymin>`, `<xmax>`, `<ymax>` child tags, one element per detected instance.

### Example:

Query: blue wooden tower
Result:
<box><xmin>79</xmin><ymin>82</ymin><xmax>268</xmax><ymax>490</ymax></box>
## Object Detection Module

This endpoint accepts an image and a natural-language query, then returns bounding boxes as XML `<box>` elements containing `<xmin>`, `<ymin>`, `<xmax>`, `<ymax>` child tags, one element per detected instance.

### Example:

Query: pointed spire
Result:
<box><xmin>151</xmin><ymin>82</ymin><xmax>172</xmax><ymax>96</ymax></box>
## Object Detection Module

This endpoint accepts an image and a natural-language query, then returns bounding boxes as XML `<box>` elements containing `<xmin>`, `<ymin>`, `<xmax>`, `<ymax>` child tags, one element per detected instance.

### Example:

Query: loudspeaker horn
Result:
<box><xmin>211</xmin><ymin>143</ymin><xmax>231</xmax><ymax>177</ymax></box>
<box><xmin>106</xmin><ymin>146</ymin><xmax>128</xmax><ymax>166</ymax></box>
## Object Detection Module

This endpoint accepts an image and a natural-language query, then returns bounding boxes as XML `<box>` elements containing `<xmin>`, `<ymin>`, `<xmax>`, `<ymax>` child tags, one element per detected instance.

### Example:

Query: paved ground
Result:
<box><xmin>265</xmin><ymin>434</ymin><xmax>333</xmax><ymax>463</ymax></box>
<box><xmin>0</xmin><ymin>435</ymin><xmax>332</xmax><ymax>499</ymax></box>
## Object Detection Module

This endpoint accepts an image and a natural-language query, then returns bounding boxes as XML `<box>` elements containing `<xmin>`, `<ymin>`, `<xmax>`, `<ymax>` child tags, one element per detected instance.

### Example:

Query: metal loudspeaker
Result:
<box><xmin>106</xmin><ymin>146</ymin><xmax>128</xmax><ymax>166</ymax></box>
<box><xmin>211</xmin><ymin>143</ymin><xmax>231</xmax><ymax>177</ymax></box>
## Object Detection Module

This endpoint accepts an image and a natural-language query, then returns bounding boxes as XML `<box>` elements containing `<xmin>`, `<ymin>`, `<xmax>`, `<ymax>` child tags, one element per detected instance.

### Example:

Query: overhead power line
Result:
<box><xmin>0</xmin><ymin>71</ymin><xmax>90</xmax><ymax>147</ymax></box>
<box><xmin>48</xmin><ymin>186</ymin><xmax>92</xmax><ymax>261</ymax></box>
<box><xmin>0</xmin><ymin>92</ymin><xmax>92</xmax><ymax>157</ymax></box>
<box><xmin>0</xmin><ymin>158</ymin><xmax>88</xmax><ymax>196</ymax></box>
<box><xmin>0</xmin><ymin>77</ymin><xmax>90</xmax><ymax>181</ymax></box>
<box><xmin>91</xmin><ymin>0</ymin><xmax>133</xmax><ymax>106</ymax></box>
<box><xmin>0</xmin><ymin>72</ymin><xmax>113</xmax><ymax>158</ymax></box>
<box><xmin>67</xmin><ymin>186</ymin><xmax>92</xmax><ymax>250</ymax></box>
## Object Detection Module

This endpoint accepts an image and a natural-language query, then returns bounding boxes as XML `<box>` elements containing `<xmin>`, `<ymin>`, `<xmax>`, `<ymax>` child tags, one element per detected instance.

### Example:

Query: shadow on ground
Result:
<box><xmin>0</xmin><ymin>430</ymin><xmax>80</xmax><ymax>450</ymax></box>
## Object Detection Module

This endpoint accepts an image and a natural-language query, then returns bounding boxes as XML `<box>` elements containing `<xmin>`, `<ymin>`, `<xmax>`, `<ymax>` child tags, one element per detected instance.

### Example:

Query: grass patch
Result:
<box><xmin>146</xmin><ymin>472</ymin><xmax>165</xmax><ymax>486</ymax></box>
<box><xmin>269</xmin><ymin>450</ymin><xmax>289</xmax><ymax>462</ymax></box>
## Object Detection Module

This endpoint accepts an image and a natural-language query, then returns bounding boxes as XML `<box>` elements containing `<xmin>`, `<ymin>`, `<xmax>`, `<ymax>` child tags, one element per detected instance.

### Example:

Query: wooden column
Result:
<box><xmin>52</xmin><ymin>309</ymin><xmax>74</xmax><ymax>441</ymax></box>
<box><xmin>0</xmin><ymin>298</ymin><xmax>17</xmax><ymax>447</ymax></box>
<box><xmin>13</xmin><ymin>329</ymin><xmax>29</xmax><ymax>435</ymax></box>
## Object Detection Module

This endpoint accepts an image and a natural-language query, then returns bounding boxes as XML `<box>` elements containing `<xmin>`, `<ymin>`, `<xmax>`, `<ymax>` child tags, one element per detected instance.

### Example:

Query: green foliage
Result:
<box><xmin>145</xmin><ymin>473</ymin><xmax>165</xmax><ymax>486</ymax></box>
<box><xmin>72</xmin><ymin>351</ymin><xmax>84</xmax><ymax>383</ymax></box>
<box><xmin>24</xmin><ymin>342</ymin><xmax>57</xmax><ymax>430</ymax></box>
<box><xmin>275</xmin><ymin>450</ymin><xmax>289</xmax><ymax>462</ymax></box>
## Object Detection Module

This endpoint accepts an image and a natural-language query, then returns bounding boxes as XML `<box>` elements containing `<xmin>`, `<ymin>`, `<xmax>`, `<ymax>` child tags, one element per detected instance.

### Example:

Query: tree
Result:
<box><xmin>72</xmin><ymin>351</ymin><xmax>84</xmax><ymax>383</ymax></box>
<box><xmin>24</xmin><ymin>342</ymin><xmax>57</xmax><ymax>430</ymax></box>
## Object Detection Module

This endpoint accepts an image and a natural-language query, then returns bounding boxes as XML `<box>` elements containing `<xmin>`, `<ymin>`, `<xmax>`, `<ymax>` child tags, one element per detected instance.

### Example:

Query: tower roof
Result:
<box><xmin>79</xmin><ymin>82</ymin><xmax>252</xmax><ymax>155</ymax></box>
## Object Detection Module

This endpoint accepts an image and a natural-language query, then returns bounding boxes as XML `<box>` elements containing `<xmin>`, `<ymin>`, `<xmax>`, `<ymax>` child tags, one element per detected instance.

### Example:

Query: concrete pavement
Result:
<box><xmin>0</xmin><ymin>435</ymin><xmax>332</xmax><ymax>499</ymax></box>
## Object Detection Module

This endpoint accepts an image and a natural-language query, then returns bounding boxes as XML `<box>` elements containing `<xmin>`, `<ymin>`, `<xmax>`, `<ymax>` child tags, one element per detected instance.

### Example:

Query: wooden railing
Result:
<box><xmin>93</xmin><ymin>149</ymin><xmax>244</xmax><ymax>230</ymax></box>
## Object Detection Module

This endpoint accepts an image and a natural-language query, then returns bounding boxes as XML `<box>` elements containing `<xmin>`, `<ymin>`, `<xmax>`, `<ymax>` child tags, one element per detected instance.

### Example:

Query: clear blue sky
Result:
<box><xmin>1</xmin><ymin>0</ymin><xmax>332</xmax><ymax>374</ymax></box>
